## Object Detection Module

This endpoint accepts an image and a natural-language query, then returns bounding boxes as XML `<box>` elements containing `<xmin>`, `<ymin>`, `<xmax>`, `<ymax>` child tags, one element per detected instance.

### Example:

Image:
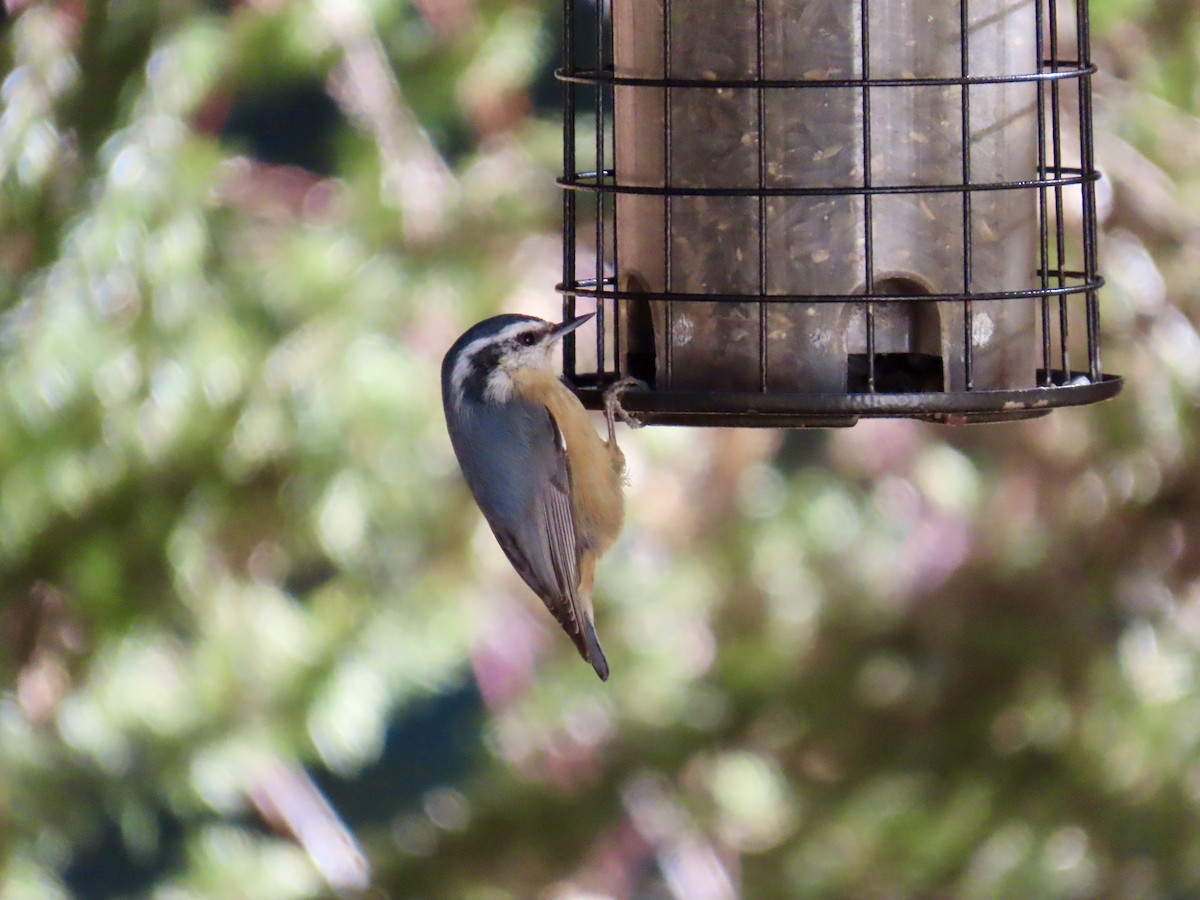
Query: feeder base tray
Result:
<box><xmin>571</xmin><ymin>372</ymin><xmax>1123</xmax><ymax>428</ymax></box>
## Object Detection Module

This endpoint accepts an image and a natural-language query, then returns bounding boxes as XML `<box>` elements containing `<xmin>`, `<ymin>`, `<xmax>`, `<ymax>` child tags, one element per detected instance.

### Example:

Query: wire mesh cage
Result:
<box><xmin>558</xmin><ymin>0</ymin><xmax>1123</xmax><ymax>426</ymax></box>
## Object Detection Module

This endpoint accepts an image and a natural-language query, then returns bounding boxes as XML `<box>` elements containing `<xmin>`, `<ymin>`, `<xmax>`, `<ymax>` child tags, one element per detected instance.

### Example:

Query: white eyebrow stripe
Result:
<box><xmin>449</xmin><ymin>321</ymin><xmax>544</xmax><ymax>406</ymax></box>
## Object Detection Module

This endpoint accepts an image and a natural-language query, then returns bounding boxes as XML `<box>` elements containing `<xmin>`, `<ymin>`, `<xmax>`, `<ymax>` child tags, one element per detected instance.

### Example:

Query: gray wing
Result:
<box><xmin>449</xmin><ymin>399</ymin><xmax>608</xmax><ymax>679</ymax></box>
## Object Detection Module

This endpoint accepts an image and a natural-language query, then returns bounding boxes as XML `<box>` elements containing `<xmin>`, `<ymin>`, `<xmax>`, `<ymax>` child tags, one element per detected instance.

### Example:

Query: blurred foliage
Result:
<box><xmin>1</xmin><ymin>1</ymin><xmax>1200</xmax><ymax>899</ymax></box>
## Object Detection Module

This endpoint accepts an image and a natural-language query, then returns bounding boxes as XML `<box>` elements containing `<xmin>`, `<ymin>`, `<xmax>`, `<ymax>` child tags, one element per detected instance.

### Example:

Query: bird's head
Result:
<box><xmin>442</xmin><ymin>313</ymin><xmax>593</xmax><ymax>408</ymax></box>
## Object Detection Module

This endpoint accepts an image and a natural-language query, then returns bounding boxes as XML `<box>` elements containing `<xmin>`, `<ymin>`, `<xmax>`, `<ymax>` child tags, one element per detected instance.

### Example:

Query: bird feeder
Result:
<box><xmin>558</xmin><ymin>0</ymin><xmax>1122</xmax><ymax>426</ymax></box>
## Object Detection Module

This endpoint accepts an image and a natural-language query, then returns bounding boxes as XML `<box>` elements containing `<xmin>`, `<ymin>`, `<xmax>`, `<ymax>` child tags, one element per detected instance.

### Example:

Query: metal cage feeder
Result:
<box><xmin>557</xmin><ymin>0</ymin><xmax>1122</xmax><ymax>426</ymax></box>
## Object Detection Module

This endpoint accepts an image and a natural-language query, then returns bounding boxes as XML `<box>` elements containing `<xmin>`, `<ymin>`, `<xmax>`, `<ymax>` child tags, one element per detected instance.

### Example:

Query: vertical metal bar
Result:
<box><xmin>756</xmin><ymin>0</ymin><xmax>768</xmax><ymax>393</ymax></box>
<box><xmin>960</xmin><ymin>0</ymin><xmax>974</xmax><ymax>391</ymax></box>
<box><xmin>1049</xmin><ymin>0</ymin><xmax>1069</xmax><ymax>380</ymax></box>
<box><xmin>663</xmin><ymin>0</ymin><xmax>674</xmax><ymax>389</ymax></box>
<box><xmin>609</xmin><ymin>0</ymin><xmax>628</xmax><ymax>381</ymax></box>
<box><xmin>594</xmin><ymin>0</ymin><xmax>606</xmax><ymax>378</ymax></box>
<box><xmin>563</xmin><ymin>0</ymin><xmax>579</xmax><ymax>379</ymax></box>
<box><xmin>608</xmin><ymin>0</ymin><xmax>623</xmax><ymax>379</ymax></box>
<box><xmin>1076</xmin><ymin>0</ymin><xmax>1101</xmax><ymax>383</ymax></box>
<box><xmin>1035</xmin><ymin>0</ymin><xmax>1053</xmax><ymax>387</ymax></box>
<box><xmin>860</xmin><ymin>0</ymin><xmax>876</xmax><ymax>392</ymax></box>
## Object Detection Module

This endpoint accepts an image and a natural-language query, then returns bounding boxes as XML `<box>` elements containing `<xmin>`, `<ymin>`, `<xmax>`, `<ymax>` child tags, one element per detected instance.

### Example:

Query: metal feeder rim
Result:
<box><xmin>569</xmin><ymin>409</ymin><xmax>1049</xmax><ymax>427</ymax></box>
<box><xmin>554</xmin><ymin>64</ymin><xmax>1097</xmax><ymax>90</ymax></box>
<box><xmin>557</xmin><ymin>171</ymin><xmax>1099</xmax><ymax>198</ymax></box>
<box><xmin>570</xmin><ymin>373</ymin><xmax>1123</xmax><ymax>422</ymax></box>
<box><xmin>556</xmin><ymin>278</ymin><xmax>1105</xmax><ymax>305</ymax></box>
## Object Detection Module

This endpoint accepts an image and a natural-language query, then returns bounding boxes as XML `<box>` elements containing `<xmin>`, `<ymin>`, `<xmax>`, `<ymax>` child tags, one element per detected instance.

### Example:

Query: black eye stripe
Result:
<box><xmin>517</xmin><ymin>332</ymin><xmax>538</xmax><ymax>346</ymax></box>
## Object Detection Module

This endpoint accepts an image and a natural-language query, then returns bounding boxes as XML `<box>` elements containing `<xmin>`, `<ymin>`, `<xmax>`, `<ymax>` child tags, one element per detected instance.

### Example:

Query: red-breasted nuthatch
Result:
<box><xmin>441</xmin><ymin>313</ymin><xmax>639</xmax><ymax>681</ymax></box>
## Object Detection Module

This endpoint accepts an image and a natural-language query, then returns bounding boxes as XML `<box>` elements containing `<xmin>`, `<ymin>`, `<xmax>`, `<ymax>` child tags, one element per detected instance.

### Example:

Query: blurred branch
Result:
<box><xmin>622</xmin><ymin>775</ymin><xmax>738</xmax><ymax>900</ymax></box>
<box><xmin>252</xmin><ymin>763</ymin><xmax>371</xmax><ymax>895</ymax></box>
<box><xmin>214</xmin><ymin>156</ymin><xmax>343</xmax><ymax>224</ymax></box>
<box><xmin>412</xmin><ymin>0</ymin><xmax>478</xmax><ymax>40</ymax></box>
<box><xmin>1096</xmin><ymin>75</ymin><xmax>1200</xmax><ymax>244</ymax></box>
<box><xmin>2</xmin><ymin>582</ymin><xmax>86</xmax><ymax>726</ymax></box>
<box><xmin>314</xmin><ymin>0</ymin><xmax>458</xmax><ymax>244</ymax></box>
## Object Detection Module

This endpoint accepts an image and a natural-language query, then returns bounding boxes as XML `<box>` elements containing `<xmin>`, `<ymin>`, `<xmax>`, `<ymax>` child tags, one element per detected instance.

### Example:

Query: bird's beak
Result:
<box><xmin>551</xmin><ymin>313</ymin><xmax>594</xmax><ymax>340</ymax></box>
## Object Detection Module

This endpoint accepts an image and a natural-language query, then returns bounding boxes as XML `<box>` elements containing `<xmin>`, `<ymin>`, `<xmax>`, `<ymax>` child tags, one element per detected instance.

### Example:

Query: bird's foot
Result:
<box><xmin>603</xmin><ymin>377</ymin><xmax>647</xmax><ymax>438</ymax></box>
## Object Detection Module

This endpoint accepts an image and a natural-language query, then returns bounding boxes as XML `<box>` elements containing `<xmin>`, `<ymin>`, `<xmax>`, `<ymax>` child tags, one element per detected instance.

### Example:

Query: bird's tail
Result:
<box><xmin>572</xmin><ymin>555</ymin><xmax>610</xmax><ymax>681</ymax></box>
<box><xmin>583</xmin><ymin>618</ymin><xmax>609</xmax><ymax>682</ymax></box>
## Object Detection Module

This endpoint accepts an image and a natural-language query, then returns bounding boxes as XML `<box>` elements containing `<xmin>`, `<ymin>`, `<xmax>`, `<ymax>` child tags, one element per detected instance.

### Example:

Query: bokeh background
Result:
<box><xmin>1</xmin><ymin>0</ymin><xmax>1199</xmax><ymax>898</ymax></box>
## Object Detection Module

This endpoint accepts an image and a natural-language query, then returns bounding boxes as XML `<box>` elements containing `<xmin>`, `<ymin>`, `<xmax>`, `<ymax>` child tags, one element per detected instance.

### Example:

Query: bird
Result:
<box><xmin>441</xmin><ymin>312</ymin><xmax>641</xmax><ymax>681</ymax></box>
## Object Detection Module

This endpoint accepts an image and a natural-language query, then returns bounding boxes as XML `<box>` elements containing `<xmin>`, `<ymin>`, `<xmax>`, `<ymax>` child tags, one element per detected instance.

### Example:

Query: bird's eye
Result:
<box><xmin>518</xmin><ymin>332</ymin><xmax>538</xmax><ymax>347</ymax></box>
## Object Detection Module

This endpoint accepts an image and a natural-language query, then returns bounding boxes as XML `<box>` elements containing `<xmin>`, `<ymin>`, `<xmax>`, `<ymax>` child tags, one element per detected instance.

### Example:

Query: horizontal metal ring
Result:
<box><xmin>558</xmin><ymin>171</ymin><xmax>1100</xmax><ymax>198</ymax></box>
<box><xmin>557</xmin><ymin>279</ymin><xmax>1104</xmax><ymax>305</ymax></box>
<box><xmin>555</xmin><ymin>63</ymin><xmax>1096</xmax><ymax>90</ymax></box>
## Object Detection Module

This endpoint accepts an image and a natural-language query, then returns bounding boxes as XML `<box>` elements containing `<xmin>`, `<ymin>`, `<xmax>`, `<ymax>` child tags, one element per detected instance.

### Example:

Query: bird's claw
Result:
<box><xmin>603</xmin><ymin>377</ymin><xmax>648</xmax><ymax>430</ymax></box>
